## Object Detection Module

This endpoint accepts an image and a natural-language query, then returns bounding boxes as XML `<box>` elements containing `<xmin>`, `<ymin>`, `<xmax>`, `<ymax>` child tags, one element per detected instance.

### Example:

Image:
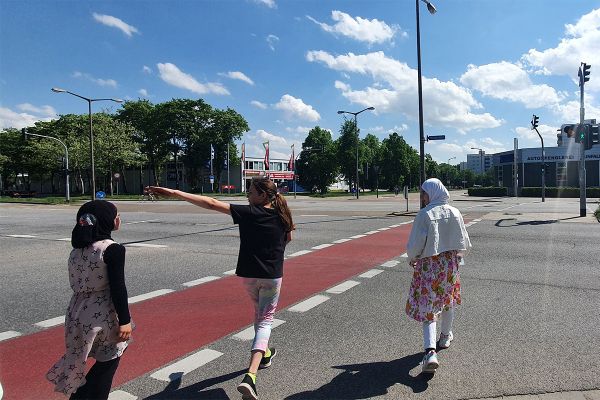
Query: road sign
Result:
<box><xmin>96</xmin><ymin>191</ymin><xmax>106</xmax><ymax>199</ymax></box>
<box><xmin>427</xmin><ymin>135</ymin><xmax>446</xmax><ymax>141</ymax></box>
<box><xmin>209</xmin><ymin>175</ymin><xmax>214</xmax><ymax>184</ymax></box>
<box><xmin>113</xmin><ymin>173</ymin><xmax>120</xmax><ymax>179</ymax></box>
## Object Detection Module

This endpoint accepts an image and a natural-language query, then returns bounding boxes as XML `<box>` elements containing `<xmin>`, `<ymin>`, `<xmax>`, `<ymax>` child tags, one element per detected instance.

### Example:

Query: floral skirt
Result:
<box><xmin>405</xmin><ymin>250</ymin><xmax>461</xmax><ymax>322</ymax></box>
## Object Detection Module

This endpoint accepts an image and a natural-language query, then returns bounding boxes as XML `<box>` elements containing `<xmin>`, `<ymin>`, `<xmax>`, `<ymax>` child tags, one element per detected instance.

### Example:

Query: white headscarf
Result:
<box><xmin>421</xmin><ymin>178</ymin><xmax>449</xmax><ymax>206</ymax></box>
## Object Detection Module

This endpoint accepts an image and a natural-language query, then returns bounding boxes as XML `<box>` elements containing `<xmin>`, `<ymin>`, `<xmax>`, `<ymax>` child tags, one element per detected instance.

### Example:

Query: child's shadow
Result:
<box><xmin>143</xmin><ymin>369</ymin><xmax>246</xmax><ymax>399</ymax></box>
<box><xmin>285</xmin><ymin>352</ymin><xmax>433</xmax><ymax>400</ymax></box>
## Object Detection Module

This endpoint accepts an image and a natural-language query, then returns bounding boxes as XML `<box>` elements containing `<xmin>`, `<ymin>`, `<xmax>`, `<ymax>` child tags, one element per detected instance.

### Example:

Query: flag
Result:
<box><xmin>263</xmin><ymin>141</ymin><xmax>269</xmax><ymax>170</ymax></box>
<box><xmin>288</xmin><ymin>144</ymin><xmax>295</xmax><ymax>171</ymax></box>
<box><xmin>210</xmin><ymin>144</ymin><xmax>215</xmax><ymax>160</ymax></box>
<box><xmin>241</xmin><ymin>143</ymin><xmax>245</xmax><ymax>167</ymax></box>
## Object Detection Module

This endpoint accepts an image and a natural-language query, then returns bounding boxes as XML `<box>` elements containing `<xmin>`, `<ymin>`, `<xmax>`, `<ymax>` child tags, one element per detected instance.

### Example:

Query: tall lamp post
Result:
<box><xmin>52</xmin><ymin>88</ymin><xmax>123</xmax><ymax>200</ymax></box>
<box><xmin>447</xmin><ymin>156</ymin><xmax>456</xmax><ymax>187</ymax></box>
<box><xmin>471</xmin><ymin>147</ymin><xmax>484</xmax><ymax>183</ymax></box>
<box><xmin>416</xmin><ymin>0</ymin><xmax>437</xmax><ymax>189</ymax></box>
<box><xmin>337</xmin><ymin>106</ymin><xmax>375</xmax><ymax>199</ymax></box>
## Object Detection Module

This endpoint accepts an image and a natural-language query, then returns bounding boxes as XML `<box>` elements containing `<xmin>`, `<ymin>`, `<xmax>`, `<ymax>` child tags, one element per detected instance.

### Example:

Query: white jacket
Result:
<box><xmin>406</xmin><ymin>203</ymin><xmax>472</xmax><ymax>261</ymax></box>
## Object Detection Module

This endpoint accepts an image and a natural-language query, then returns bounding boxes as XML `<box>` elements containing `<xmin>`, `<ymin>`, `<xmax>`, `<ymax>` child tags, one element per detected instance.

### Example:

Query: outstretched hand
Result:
<box><xmin>145</xmin><ymin>186</ymin><xmax>176</xmax><ymax>198</ymax></box>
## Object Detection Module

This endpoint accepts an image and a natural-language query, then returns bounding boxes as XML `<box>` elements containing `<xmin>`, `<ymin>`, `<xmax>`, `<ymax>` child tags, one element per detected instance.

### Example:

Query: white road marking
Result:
<box><xmin>380</xmin><ymin>260</ymin><xmax>399</xmax><ymax>268</ymax></box>
<box><xmin>399</xmin><ymin>221</ymin><xmax>413</xmax><ymax>225</ymax></box>
<box><xmin>377</xmin><ymin>227</ymin><xmax>391</xmax><ymax>231</ymax></box>
<box><xmin>231</xmin><ymin>319</ymin><xmax>286</xmax><ymax>341</ymax></box>
<box><xmin>34</xmin><ymin>316</ymin><xmax>65</xmax><ymax>329</ymax></box>
<box><xmin>223</xmin><ymin>269</ymin><xmax>236</xmax><ymax>275</ymax></box>
<box><xmin>312</xmin><ymin>243</ymin><xmax>333</xmax><ymax>250</ymax></box>
<box><xmin>326</xmin><ymin>280</ymin><xmax>361</xmax><ymax>294</ymax></box>
<box><xmin>287</xmin><ymin>250</ymin><xmax>313</xmax><ymax>258</ymax></box>
<box><xmin>349</xmin><ymin>234</ymin><xmax>366</xmax><ymax>239</ymax></box>
<box><xmin>182</xmin><ymin>276</ymin><xmax>221</xmax><ymax>287</ymax></box>
<box><xmin>332</xmin><ymin>238</ymin><xmax>352</xmax><ymax>243</ymax></box>
<box><xmin>7</xmin><ymin>234</ymin><xmax>37</xmax><ymax>238</ymax></box>
<box><xmin>124</xmin><ymin>219</ymin><xmax>159</xmax><ymax>225</ymax></box>
<box><xmin>300</xmin><ymin>214</ymin><xmax>329</xmax><ymax>217</ymax></box>
<box><xmin>108</xmin><ymin>390</ymin><xmax>138</xmax><ymax>400</ymax></box>
<box><xmin>0</xmin><ymin>331</ymin><xmax>22</xmax><ymax>342</ymax></box>
<box><xmin>359</xmin><ymin>269</ymin><xmax>384</xmax><ymax>278</ymax></box>
<box><xmin>128</xmin><ymin>289</ymin><xmax>174</xmax><ymax>304</ymax></box>
<box><xmin>351</xmin><ymin>215</ymin><xmax>367</xmax><ymax>218</ymax></box>
<box><xmin>288</xmin><ymin>295</ymin><xmax>330</xmax><ymax>312</ymax></box>
<box><xmin>364</xmin><ymin>230</ymin><xmax>379</xmax><ymax>235</ymax></box>
<box><xmin>56</xmin><ymin>238</ymin><xmax>71</xmax><ymax>241</ymax></box>
<box><xmin>389</xmin><ymin>224</ymin><xmax>401</xmax><ymax>227</ymax></box>
<box><xmin>125</xmin><ymin>243</ymin><xmax>168</xmax><ymax>248</ymax></box>
<box><xmin>150</xmin><ymin>349</ymin><xmax>223</xmax><ymax>382</ymax></box>
<box><xmin>400</xmin><ymin>253</ymin><xmax>408</xmax><ymax>258</ymax></box>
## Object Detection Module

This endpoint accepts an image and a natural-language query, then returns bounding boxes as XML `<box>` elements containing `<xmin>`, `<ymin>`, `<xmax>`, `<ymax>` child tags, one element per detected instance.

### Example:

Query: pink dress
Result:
<box><xmin>405</xmin><ymin>250</ymin><xmax>461</xmax><ymax>322</ymax></box>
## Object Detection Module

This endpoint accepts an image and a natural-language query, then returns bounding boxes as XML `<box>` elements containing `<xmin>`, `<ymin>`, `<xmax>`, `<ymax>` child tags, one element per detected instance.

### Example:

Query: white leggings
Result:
<box><xmin>422</xmin><ymin>307</ymin><xmax>454</xmax><ymax>350</ymax></box>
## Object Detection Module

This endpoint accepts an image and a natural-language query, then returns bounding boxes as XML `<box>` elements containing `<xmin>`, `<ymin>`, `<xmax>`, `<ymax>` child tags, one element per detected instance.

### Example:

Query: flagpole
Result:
<box><xmin>241</xmin><ymin>142</ymin><xmax>245</xmax><ymax>193</ymax></box>
<box><xmin>227</xmin><ymin>143</ymin><xmax>230</xmax><ymax>195</ymax></box>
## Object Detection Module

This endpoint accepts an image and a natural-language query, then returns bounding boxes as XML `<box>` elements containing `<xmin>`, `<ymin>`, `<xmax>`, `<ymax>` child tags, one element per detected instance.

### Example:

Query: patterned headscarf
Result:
<box><xmin>71</xmin><ymin>200</ymin><xmax>117</xmax><ymax>248</ymax></box>
<box><xmin>421</xmin><ymin>178</ymin><xmax>450</xmax><ymax>206</ymax></box>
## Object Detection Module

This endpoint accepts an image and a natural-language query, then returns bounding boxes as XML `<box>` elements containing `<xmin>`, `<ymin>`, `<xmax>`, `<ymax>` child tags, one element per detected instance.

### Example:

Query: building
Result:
<box><xmin>466</xmin><ymin>152</ymin><xmax>493</xmax><ymax>174</ymax></box>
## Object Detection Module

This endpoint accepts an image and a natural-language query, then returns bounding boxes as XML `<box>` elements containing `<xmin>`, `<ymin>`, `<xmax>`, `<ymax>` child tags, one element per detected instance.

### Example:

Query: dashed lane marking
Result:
<box><xmin>34</xmin><ymin>316</ymin><xmax>65</xmax><ymax>329</ymax></box>
<box><xmin>128</xmin><ymin>289</ymin><xmax>175</xmax><ymax>304</ymax></box>
<box><xmin>287</xmin><ymin>250</ymin><xmax>313</xmax><ymax>258</ymax></box>
<box><xmin>400</xmin><ymin>253</ymin><xmax>408</xmax><ymax>258</ymax></box>
<box><xmin>380</xmin><ymin>260</ymin><xmax>399</xmax><ymax>268</ymax></box>
<box><xmin>288</xmin><ymin>295</ymin><xmax>330</xmax><ymax>312</ymax></box>
<box><xmin>312</xmin><ymin>243</ymin><xmax>334</xmax><ymax>250</ymax></box>
<box><xmin>377</xmin><ymin>227</ymin><xmax>391</xmax><ymax>231</ymax></box>
<box><xmin>299</xmin><ymin>214</ymin><xmax>329</xmax><ymax>217</ymax></box>
<box><xmin>6</xmin><ymin>234</ymin><xmax>37</xmax><ymax>238</ymax></box>
<box><xmin>332</xmin><ymin>238</ymin><xmax>352</xmax><ymax>243</ymax></box>
<box><xmin>359</xmin><ymin>269</ymin><xmax>384</xmax><ymax>278</ymax></box>
<box><xmin>182</xmin><ymin>276</ymin><xmax>221</xmax><ymax>287</ymax></box>
<box><xmin>325</xmin><ymin>280</ymin><xmax>361</xmax><ymax>294</ymax></box>
<box><xmin>150</xmin><ymin>349</ymin><xmax>223</xmax><ymax>382</ymax></box>
<box><xmin>349</xmin><ymin>234</ymin><xmax>366</xmax><ymax>239</ymax></box>
<box><xmin>108</xmin><ymin>390</ymin><xmax>138</xmax><ymax>400</ymax></box>
<box><xmin>124</xmin><ymin>220</ymin><xmax>159</xmax><ymax>225</ymax></box>
<box><xmin>231</xmin><ymin>319</ymin><xmax>286</xmax><ymax>341</ymax></box>
<box><xmin>0</xmin><ymin>331</ymin><xmax>22</xmax><ymax>342</ymax></box>
<box><xmin>364</xmin><ymin>230</ymin><xmax>379</xmax><ymax>235</ymax></box>
<box><xmin>223</xmin><ymin>269</ymin><xmax>236</xmax><ymax>275</ymax></box>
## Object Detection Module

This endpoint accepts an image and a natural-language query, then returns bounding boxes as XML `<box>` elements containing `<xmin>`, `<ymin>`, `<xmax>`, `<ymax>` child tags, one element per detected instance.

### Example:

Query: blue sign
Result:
<box><xmin>96</xmin><ymin>191</ymin><xmax>106</xmax><ymax>199</ymax></box>
<box><xmin>209</xmin><ymin>175</ymin><xmax>215</xmax><ymax>184</ymax></box>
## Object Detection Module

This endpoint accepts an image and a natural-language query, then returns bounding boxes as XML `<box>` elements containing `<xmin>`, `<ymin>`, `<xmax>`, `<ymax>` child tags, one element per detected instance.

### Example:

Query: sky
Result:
<box><xmin>1</xmin><ymin>0</ymin><xmax>600</xmax><ymax>164</ymax></box>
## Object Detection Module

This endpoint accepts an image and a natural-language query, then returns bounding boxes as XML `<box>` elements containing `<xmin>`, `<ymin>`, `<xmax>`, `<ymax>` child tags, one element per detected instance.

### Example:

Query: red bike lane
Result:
<box><xmin>0</xmin><ymin>223</ymin><xmax>412</xmax><ymax>399</ymax></box>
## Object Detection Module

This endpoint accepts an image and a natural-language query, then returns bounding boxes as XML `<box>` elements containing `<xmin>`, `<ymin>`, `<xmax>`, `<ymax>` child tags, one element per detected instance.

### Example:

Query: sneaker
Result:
<box><xmin>438</xmin><ymin>332</ymin><xmax>453</xmax><ymax>349</ymax></box>
<box><xmin>237</xmin><ymin>374</ymin><xmax>258</xmax><ymax>400</ymax></box>
<box><xmin>259</xmin><ymin>347</ymin><xmax>277</xmax><ymax>369</ymax></box>
<box><xmin>421</xmin><ymin>350</ymin><xmax>439</xmax><ymax>373</ymax></box>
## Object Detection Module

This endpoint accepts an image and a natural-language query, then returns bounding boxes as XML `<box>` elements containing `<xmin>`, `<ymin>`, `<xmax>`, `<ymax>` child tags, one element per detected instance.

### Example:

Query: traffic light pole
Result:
<box><xmin>579</xmin><ymin>65</ymin><xmax>587</xmax><ymax>217</ymax></box>
<box><xmin>24</xmin><ymin>131</ymin><xmax>70</xmax><ymax>202</ymax></box>
<box><xmin>533</xmin><ymin>127</ymin><xmax>545</xmax><ymax>202</ymax></box>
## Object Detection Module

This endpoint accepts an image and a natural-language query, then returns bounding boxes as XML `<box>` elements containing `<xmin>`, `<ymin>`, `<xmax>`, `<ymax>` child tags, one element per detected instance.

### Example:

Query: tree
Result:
<box><xmin>361</xmin><ymin>134</ymin><xmax>380</xmax><ymax>190</ymax></box>
<box><xmin>296</xmin><ymin>127</ymin><xmax>338</xmax><ymax>194</ymax></box>
<box><xmin>336</xmin><ymin>120</ymin><xmax>360</xmax><ymax>191</ymax></box>
<box><xmin>378</xmin><ymin>132</ymin><xmax>419</xmax><ymax>191</ymax></box>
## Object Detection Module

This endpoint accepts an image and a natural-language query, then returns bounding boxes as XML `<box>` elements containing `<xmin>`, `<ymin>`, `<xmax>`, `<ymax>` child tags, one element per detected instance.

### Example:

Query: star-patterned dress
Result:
<box><xmin>46</xmin><ymin>239</ymin><xmax>130</xmax><ymax>396</ymax></box>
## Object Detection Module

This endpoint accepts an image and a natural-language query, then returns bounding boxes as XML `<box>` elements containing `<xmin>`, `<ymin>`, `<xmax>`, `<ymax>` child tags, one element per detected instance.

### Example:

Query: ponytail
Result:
<box><xmin>273</xmin><ymin>192</ymin><xmax>295</xmax><ymax>232</ymax></box>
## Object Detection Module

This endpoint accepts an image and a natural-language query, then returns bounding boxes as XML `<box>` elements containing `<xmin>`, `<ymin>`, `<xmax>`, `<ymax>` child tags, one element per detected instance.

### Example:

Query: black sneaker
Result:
<box><xmin>237</xmin><ymin>374</ymin><xmax>258</xmax><ymax>400</ymax></box>
<box><xmin>259</xmin><ymin>347</ymin><xmax>277</xmax><ymax>369</ymax></box>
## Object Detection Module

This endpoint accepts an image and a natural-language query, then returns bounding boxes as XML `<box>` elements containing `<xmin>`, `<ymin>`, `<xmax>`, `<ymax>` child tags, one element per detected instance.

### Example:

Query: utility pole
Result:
<box><xmin>578</xmin><ymin>62</ymin><xmax>590</xmax><ymax>217</ymax></box>
<box><xmin>531</xmin><ymin>115</ymin><xmax>545</xmax><ymax>202</ymax></box>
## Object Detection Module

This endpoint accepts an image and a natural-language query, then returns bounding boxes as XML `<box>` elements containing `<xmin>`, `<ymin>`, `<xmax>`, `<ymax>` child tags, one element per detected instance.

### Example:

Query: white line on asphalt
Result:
<box><xmin>231</xmin><ymin>319</ymin><xmax>286</xmax><ymax>341</ymax></box>
<box><xmin>400</xmin><ymin>253</ymin><xmax>408</xmax><ymax>258</ymax></box>
<box><xmin>399</xmin><ymin>221</ymin><xmax>413</xmax><ymax>225</ymax></box>
<box><xmin>359</xmin><ymin>269</ymin><xmax>384</xmax><ymax>278</ymax></box>
<box><xmin>389</xmin><ymin>224</ymin><xmax>401</xmax><ymax>227</ymax></box>
<box><xmin>7</xmin><ymin>234</ymin><xmax>37</xmax><ymax>238</ymax></box>
<box><xmin>34</xmin><ymin>316</ymin><xmax>65</xmax><ymax>329</ymax></box>
<box><xmin>473</xmin><ymin>218</ymin><xmax>482</xmax><ymax>222</ymax></box>
<box><xmin>312</xmin><ymin>243</ymin><xmax>334</xmax><ymax>250</ymax></box>
<box><xmin>124</xmin><ymin>220</ymin><xmax>159</xmax><ymax>225</ymax></box>
<box><xmin>125</xmin><ymin>243</ymin><xmax>168</xmax><ymax>248</ymax></box>
<box><xmin>287</xmin><ymin>250</ymin><xmax>313</xmax><ymax>258</ymax></box>
<box><xmin>128</xmin><ymin>289</ymin><xmax>174</xmax><ymax>304</ymax></box>
<box><xmin>377</xmin><ymin>227</ymin><xmax>391</xmax><ymax>231</ymax></box>
<box><xmin>288</xmin><ymin>295</ymin><xmax>330</xmax><ymax>312</ymax></box>
<box><xmin>364</xmin><ymin>230</ymin><xmax>379</xmax><ymax>235</ymax></box>
<box><xmin>332</xmin><ymin>238</ymin><xmax>352</xmax><ymax>243</ymax></box>
<box><xmin>300</xmin><ymin>214</ymin><xmax>329</xmax><ymax>217</ymax></box>
<box><xmin>325</xmin><ymin>280</ymin><xmax>361</xmax><ymax>294</ymax></box>
<box><xmin>351</xmin><ymin>215</ymin><xmax>368</xmax><ymax>218</ymax></box>
<box><xmin>223</xmin><ymin>269</ymin><xmax>236</xmax><ymax>275</ymax></box>
<box><xmin>56</xmin><ymin>238</ymin><xmax>71</xmax><ymax>241</ymax></box>
<box><xmin>380</xmin><ymin>260</ymin><xmax>399</xmax><ymax>268</ymax></box>
<box><xmin>150</xmin><ymin>349</ymin><xmax>223</xmax><ymax>382</ymax></box>
<box><xmin>182</xmin><ymin>276</ymin><xmax>221</xmax><ymax>287</ymax></box>
<box><xmin>0</xmin><ymin>331</ymin><xmax>22</xmax><ymax>342</ymax></box>
<box><xmin>108</xmin><ymin>390</ymin><xmax>138</xmax><ymax>400</ymax></box>
<box><xmin>349</xmin><ymin>234</ymin><xmax>366</xmax><ymax>239</ymax></box>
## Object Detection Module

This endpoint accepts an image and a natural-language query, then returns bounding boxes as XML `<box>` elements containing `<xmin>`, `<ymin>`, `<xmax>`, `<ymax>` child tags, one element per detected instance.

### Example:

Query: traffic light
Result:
<box><xmin>575</xmin><ymin>124</ymin><xmax>587</xmax><ymax>143</ymax></box>
<box><xmin>579</xmin><ymin>63</ymin><xmax>591</xmax><ymax>86</ymax></box>
<box><xmin>531</xmin><ymin>115</ymin><xmax>539</xmax><ymax>129</ymax></box>
<box><xmin>586</xmin><ymin>124</ymin><xmax>600</xmax><ymax>150</ymax></box>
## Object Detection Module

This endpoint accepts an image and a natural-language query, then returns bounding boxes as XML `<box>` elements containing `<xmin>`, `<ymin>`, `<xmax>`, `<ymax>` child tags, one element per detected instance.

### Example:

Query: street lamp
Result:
<box><xmin>416</xmin><ymin>0</ymin><xmax>437</xmax><ymax>189</ymax></box>
<box><xmin>447</xmin><ymin>156</ymin><xmax>456</xmax><ymax>187</ymax></box>
<box><xmin>337</xmin><ymin>106</ymin><xmax>375</xmax><ymax>199</ymax></box>
<box><xmin>52</xmin><ymin>88</ymin><xmax>123</xmax><ymax>200</ymax></box>
<box><xmin>471</xmin><ymin>147</ymin><xmax>484</xmax><ymax>183</ymax></box>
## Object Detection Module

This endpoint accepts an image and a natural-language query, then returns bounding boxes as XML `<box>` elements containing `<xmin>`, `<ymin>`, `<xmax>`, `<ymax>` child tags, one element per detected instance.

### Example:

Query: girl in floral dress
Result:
<box><xmin>47</xmin><ymin>200</ymin><xmax>132</xmax><ymax>399</ymax></box>
<box><xmin>405</xmin><ymin>178</ymin><xmax>471</xmax><ymax>373</ymax></box>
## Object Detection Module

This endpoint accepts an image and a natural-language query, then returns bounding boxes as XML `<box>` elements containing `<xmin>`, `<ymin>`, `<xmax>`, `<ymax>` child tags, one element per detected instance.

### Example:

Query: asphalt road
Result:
<box><xmin>1</xmin><ymin>193</ymin><xmax>599</xmax><ymax>399</ymax></box>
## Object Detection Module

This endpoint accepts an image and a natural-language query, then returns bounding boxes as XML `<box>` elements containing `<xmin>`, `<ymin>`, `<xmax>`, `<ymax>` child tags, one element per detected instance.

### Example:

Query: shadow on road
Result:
<box><xmin>143</xmin><ymin>369</ymin><xmax>246</xmax><ymax>399</ymax></box>
<box><xmin>495</xmin><ymin>218</ymin><xmax>559</xmax><ymax>227</ymax></box>
<box><xmin>284</xmin><ymin>352</ymin><xmax>433</xmax><ymax>399</ymax></box>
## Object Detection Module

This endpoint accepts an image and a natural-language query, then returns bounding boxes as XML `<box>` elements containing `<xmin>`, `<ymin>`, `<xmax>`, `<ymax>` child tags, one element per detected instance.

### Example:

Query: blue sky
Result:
<box><xmin>1</xmin><ymin>0</ymin><xmax>599</xmax><ymax>164</ymax></box>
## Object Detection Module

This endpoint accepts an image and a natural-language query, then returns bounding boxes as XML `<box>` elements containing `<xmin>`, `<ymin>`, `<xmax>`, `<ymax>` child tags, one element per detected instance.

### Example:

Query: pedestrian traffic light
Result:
<box><xmin>586</xmin><ymin>124</ymin><xmax>599</xmax><ymax>150</ymax></box>
<box><xmin>579</xmin><ymin>63</ymin><xmax>591</xmax><ymax>86</ymax></box>
<box><xmin>575</xmin><ymin>124</ymin><xmax>587</xmax><ymax>143</ymax></box>
<box><xmin>531</xmin><ymin>115</ymin><xmax>539</xmax><ymax>129</ymax></box>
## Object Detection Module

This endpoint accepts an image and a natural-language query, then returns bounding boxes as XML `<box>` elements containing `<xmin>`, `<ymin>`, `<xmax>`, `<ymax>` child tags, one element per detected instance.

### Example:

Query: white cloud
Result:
<box><xmin>73</xmin><ymin>71</ymin><xmax>118</xmax><ymax>88</ymax></box>
<box><xmin>550</xmin><ymin>95</ymin><xmax>600</xmax><ymax>122</ymax></box>
<box><xmin>251</xmin><ymin>100</ymin><xmax>268</xmax><ymax>109</ymax></box>
<box><xmin>515</xmin><ymin>124</ymin><xmax>559</xmax><ymax>143</ymax></box>
<box><xmin>0</xmin><ymin>106</ymin><xmax>55</xmax><ymax>129</ymax></box>
<box><xmin>459</xmin><ymin>62</ymin><xmax>563</xmax><ymax>108</ymax></box>
<box><xmin>138</xmin><ymin>89</ymin><xmax>149</xmax><ymax>97</ymax></box>
<box><xmin>92</xmin><ymin>13</ymin><xmax>139</xmax><ymax>37</ymax></box>
<box><xmin>481</xmin><ymin>137</ymin><xmax>504</xmax><ymax>147</ymax></box>
<box><xmin>253</xmin><ymin>0</ymin><xmax>276</xmax><ymax>9</ymax></box>
<box><xmin>266</xmin><ymin>34</ymin><xmax>279</xmax><ymax>51</ymax></box>
<box><xmin>285</xmin><ymin>126</ymin><xmax>312</xmax><ymax>135</ymax></box>
<box><xmin>218</xmin><ymin>71</ymin><xmax>254</xmax><ymax>85</ymax></box>
<box><xmin>17</xmin><ymin>103</ymin><xmax>57</xmax><ymax>117</ymax></box>
<box><xmin>157</xmin><ymin>63</ymin><xmax>229</xmax><ymax>95</ymax></box>
<box><xmin>307</xmin><ymin>11</ymin><xmax>403</xmax><ymax>44</ymax></box>
<box><xmin>142</xmin><ymin>65</ymin><xmax>152</xmax><ymax>74</ymax></box>
<box><xmin>307</xmin><ymin>50</ymin><xmax>502</xmax><ymax>133</ymax></box>
<box><xmin>388</xmin><ymin>124</ymin><xmax>409</xmax><ymax>133</ymax></box>
<box><xmin>256</xmin><ymin>129</ymin><xmax>288</xmax><ymax>146</ymax></box>
<box><xmin>274</xmin><ymin>94</ymin><xmax>320</xmax><ymax>122</ymax></box>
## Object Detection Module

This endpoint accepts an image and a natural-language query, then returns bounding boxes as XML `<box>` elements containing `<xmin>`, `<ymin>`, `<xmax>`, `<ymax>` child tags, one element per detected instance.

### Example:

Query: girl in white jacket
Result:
<box><xmin>405</xmin><ymin>178</ymin><xmax>472</xmax><ymax>373</ymax></box>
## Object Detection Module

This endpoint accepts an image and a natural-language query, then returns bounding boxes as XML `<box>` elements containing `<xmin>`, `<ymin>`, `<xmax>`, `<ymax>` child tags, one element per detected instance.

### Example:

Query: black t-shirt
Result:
<box><xmin>230</xmin><ymin>204</ymin><xmax>288</xmax><ymax>279</ymax></box>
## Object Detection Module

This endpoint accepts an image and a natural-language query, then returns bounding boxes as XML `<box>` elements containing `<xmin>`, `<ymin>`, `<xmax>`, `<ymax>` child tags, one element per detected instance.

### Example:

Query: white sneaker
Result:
<box><xmin>438</xmin><ymin>332</ymin><xmax>453</xmax><ymax>349</ymax></box>
<box><xmin>421</xmin><ymin>350</ymin><xmax>439</xmax><ymax>373</ymax></box>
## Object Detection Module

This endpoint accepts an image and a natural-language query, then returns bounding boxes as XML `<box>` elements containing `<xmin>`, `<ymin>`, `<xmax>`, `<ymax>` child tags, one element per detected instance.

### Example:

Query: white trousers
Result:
<box><xmin>422</xmin><ymin>307</ymin><xmax>454</xmax><ymax>350</ymax></box>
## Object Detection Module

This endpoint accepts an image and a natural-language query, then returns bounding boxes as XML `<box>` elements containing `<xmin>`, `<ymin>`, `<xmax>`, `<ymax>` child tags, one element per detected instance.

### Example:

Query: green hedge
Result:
<box><xmin>521</xmin><ymin>187</ymin><xmax>600</xmax><ymax>197</ymax></box>
<box><xmin>467</xmin><ymin>187</ymin><xmax>508</xmax><ymax>196</ymax></box>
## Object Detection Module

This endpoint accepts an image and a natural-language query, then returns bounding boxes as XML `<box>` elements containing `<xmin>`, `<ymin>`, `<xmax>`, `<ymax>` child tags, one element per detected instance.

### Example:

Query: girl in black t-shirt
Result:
<box><xmin>146</xmin><ymin>177</ymin><xmax>294</xmax><ymax>400</ymax></box>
